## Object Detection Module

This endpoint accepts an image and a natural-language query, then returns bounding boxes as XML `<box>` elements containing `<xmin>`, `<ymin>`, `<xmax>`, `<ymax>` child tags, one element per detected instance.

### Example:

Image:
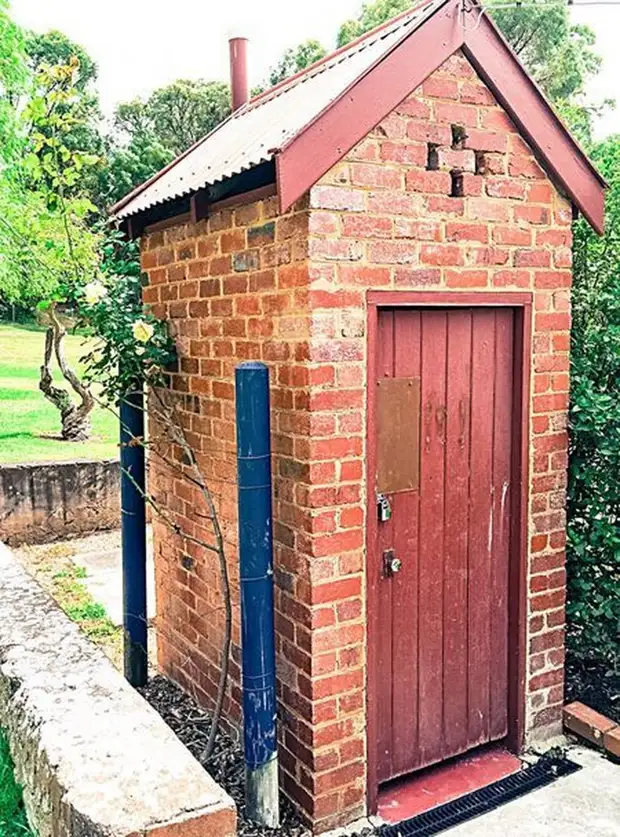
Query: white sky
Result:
<box><xmin>11</xmin><ymin>0</ymin><xmax>620</xmax><ymax>139</ymax></box>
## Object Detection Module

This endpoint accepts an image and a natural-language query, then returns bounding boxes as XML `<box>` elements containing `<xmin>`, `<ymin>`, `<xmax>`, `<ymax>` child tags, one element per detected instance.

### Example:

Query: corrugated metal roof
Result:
<box><xmin>113</xmin><ymin>0</ymin><xmax>446</xmax><ymax>220</ymax></box>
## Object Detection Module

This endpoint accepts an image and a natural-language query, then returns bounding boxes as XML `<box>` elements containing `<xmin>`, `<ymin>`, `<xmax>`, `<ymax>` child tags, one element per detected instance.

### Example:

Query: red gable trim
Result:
<box><xmin>464</xmin><ymin>14</ymin><xmax>605</xmax><ymax>234</ymax></box>
<box><xmin>277</xmin><ymin>0</ymin><xmax>462</xmax><ymax>214</ymax></box>
<box><xmin>276</xmin><ymin>0</ymin><xmax>605</xmax><ymax>234</ymax></box>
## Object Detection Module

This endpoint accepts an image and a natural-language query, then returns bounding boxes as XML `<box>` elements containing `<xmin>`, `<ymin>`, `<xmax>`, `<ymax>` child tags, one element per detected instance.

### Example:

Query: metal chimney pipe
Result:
<box><xmin>229</xmin><ymin>33</ymin><xmax>249</xmax><ymax>111</ymax></box>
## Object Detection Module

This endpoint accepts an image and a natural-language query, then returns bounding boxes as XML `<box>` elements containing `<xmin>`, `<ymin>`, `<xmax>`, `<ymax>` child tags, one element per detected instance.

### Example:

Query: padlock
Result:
<box><xmin>377</xmin><ymin>493</ymin><xmax>392</xmax><ymax>522</ymax></box>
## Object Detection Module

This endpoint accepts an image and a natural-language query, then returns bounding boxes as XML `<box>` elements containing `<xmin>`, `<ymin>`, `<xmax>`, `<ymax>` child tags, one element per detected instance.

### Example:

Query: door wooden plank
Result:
<box><xmin>417</xmin><ymin>310</ymin><xmax>448</xmax><ymax>767</ymax></box>
<box><xmin>442</xmin><ymin>309</ymin><xmax>473</xmax><ymax>759</ymax></box>
<box><xmin>376</xmin><ymin>309</ymin><xmax>395</xmax><ymax>782</ymax></box>
<box><xmin>391</xmin><ymin>309</ymin><xmax>422</xmax><ymax>777</ymax></box>
<box><xmin>467</xmin><ymin>309</ymin><xmax>496</xmax><ymax>746</ymax></box>
<box><xmin>372</xmin><ymin>303</ymin><xmax>516</xmax><ymax>788</ymax></box>
<box><xmin>490</xmin><ymin>309</ymin><xmax>514</xmax><ymax>739</ymax></box>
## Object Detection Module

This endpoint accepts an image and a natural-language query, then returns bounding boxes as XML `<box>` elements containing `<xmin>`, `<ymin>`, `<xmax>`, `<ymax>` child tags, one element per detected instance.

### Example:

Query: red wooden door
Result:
<box><xmin>372</xmin><ymin>307</ymin><xmax>515</xmax><ymax>785</ymax></box>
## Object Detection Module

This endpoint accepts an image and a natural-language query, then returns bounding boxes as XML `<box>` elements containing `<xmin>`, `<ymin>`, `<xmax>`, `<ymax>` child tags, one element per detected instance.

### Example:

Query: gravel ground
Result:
<box><xmin>565</xmin><ymin>654</ymin><xmax>620</xmax><ymax>724</ymax></box>
<box><xmin>140</xmin><ymin>676</ymin><xmax>315</xmax><ymax>837</ymax></box>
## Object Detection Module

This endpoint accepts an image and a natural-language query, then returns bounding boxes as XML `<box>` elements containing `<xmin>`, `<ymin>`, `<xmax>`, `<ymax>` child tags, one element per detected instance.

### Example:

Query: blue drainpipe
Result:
<box><xmin>120</xmin><ymin>383</ymin><xmax>148</xmax><ymax>687</ymax></box>
<box><xmin>235</xmin><ymin>361</ymin><xmax>279</xmax><ymax>828</ymax></box>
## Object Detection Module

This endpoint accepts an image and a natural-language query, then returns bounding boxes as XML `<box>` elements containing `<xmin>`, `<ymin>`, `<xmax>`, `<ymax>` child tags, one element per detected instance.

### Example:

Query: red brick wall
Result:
<box><xmin>141</xmin><ymin>49</ymin><xmax>572</xmax><ymax>833</ymax></box>
<box><xmin>141</xmin><ymin>195</ymin><xmax>316</xmax><ymax>737</ymax></box>
<box><xmin>297</xmin><ymin>50</ymin><xmax>571</xmax><ymax>829</ymax></box>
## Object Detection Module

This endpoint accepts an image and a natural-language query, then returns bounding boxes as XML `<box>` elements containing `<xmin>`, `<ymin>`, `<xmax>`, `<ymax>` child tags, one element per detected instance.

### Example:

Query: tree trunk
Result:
<box><xmin>39</xmin><ymin>305</ymin><xmax>94</xmax><ymax>441</ymax></box>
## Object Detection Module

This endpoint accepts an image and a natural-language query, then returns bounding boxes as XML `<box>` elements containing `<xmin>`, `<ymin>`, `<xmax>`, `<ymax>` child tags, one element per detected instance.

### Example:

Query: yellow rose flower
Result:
<box><xmin>83</xmin><ymin>281</ymin><xmax>107</xmax><ymax>305</ymax></box>
<box><xmin>132</xmin><ymin>319</ymin><xmax>155</xmax><ymax>344</ymax></box>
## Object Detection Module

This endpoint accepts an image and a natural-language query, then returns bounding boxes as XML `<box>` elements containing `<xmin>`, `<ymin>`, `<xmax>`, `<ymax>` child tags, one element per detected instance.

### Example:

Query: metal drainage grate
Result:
<box><xmin>380</xmin><ymin>756</ymin><xmax>582</xmax><ymax>837</ymax></box>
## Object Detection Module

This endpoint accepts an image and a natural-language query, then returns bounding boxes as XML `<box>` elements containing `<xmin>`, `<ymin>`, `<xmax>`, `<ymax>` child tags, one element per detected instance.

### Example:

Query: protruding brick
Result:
<box><xmin>563</xmin><ymin>702</ymin><xmax>617</xmax><ymax>747</ymax></box>
<box><xmin>436</xmin><ymin>147</ymin><xmax>476</xmax><ymax>173</ymax></box>
<box><xmin>465</xmin><ymin>128</ymin><xmax>507</xmax><ymax>153</ymax></box>
<box><xmin>604</xmin><ymin>726</ymin><xmax>620</xmax><ymax>759</ymax></box>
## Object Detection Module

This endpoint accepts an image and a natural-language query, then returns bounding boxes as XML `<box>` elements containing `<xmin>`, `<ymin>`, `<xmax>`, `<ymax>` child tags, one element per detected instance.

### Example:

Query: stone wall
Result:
<box><xmin>0</xmin><ymin>459</ymin><xmax>120</xmax><ymax>545</ymax></box>
<box><xmin>0</xmin><ymin>541</ymin><xmax>236</xmax><ymax>837</ymax></box>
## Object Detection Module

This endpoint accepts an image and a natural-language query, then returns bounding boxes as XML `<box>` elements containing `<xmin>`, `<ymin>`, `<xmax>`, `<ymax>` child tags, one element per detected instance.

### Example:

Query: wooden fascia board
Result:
<box><xmin>276</xmin><ymin>0</ymin><xmax>463</xmax><ymax>213</ymax></box>
<box><xmin>463</xmin><ymin>16</ymin><xmax>605</xmax><ymax>235</ymax></box>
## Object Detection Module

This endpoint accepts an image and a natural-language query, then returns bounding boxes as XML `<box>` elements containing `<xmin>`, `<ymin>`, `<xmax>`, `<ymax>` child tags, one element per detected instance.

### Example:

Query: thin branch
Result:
<box><xmin>151</xmin><ymin>387</ymin><xmax>232</xmax><ymax>760</ymax></box>
<box><xmin>95</xmin><ymin>392</ymin><xmax>221</xmax><ymax>515</ymax></box>
<box><xmin>119</xmin><ymin>461</ymin><xmax>222</xmax><ymax>557</ymax></box>
<box><xmin>93</xmin><ymin>383</ymin><xmax>233</xmax><ymax>756</ymax></box>
<box><xmin>48</xmin><ymin>303</ymin><xmax>94</xmax><ymax>409</ymax></box>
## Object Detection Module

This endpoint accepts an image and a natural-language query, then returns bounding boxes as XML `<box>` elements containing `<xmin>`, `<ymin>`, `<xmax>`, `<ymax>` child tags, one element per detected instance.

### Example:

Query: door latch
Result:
<box><xmin>377</xmin><ymin>493</ymin><xmax>392</xmax><ymax>523</ymax></box>
<box><xmin>383</xmin><ymin>549</ymin><xmax>402</xmax><ymax>578</ymax></box>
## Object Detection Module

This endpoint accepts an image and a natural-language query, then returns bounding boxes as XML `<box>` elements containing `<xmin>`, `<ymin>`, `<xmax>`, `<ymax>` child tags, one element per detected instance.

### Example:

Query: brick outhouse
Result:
<box><xmin>112</xmin><ymin>0</ymin><xmax>605</xmax><ymax>830</ymax></box>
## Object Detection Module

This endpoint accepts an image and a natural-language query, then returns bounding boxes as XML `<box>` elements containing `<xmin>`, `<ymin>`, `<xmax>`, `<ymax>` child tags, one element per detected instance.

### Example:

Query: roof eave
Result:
<box><xmin>110</xmin><ymin>108</ymin><xmax>243</xmax><ymax>221</ymax></box>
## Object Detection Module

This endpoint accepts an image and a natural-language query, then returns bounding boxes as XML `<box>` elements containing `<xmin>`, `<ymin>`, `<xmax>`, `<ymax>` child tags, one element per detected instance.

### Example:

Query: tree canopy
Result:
<box><xmin>23</xmin><ymin>28</ymin><xmax>104</xmax><ymax>197</ymax></box>
<box><xmin>115</xmin><ymin>79</ymin><xmax>231</xmax><ymax>158</ymax></box>
<box><xmin>25</xmin><ymin>28</ymin><xmax>98</xmax><ymax>90</ymax></box>
<box><xmin>268</xmin><ymin>39</ymin><xmax>327</xmax><ymax>86</ymax></box>
<box><xmin>337</xmin><ymin>0</ymin><xmax>412</xmax><ymax>45</ymax></box>
<box><xmin>97</xmin><ymin>78</ymin><xmax>232</xmax><ymax>207</ymax></box>
<box><xmin>0</xmin><ymin>0</ymin><xmax>27</xmax><ymax>163</ymax></box>
<box><xmin>489</xmin><ymin>2</ymin><xmax>606</xmax><ymax>141</ymax></box>
<box><xmin>0</xmin><ymin>11</ymin><xmax>98</xmax><ymax>309</ymax></box>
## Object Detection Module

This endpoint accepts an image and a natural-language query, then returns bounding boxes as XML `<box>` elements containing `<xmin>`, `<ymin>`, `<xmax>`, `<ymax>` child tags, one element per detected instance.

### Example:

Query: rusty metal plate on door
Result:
<box><xmin>376</xmin><ymin>377</ymin><xmax>421</xmax><ymax>494</ymax></box>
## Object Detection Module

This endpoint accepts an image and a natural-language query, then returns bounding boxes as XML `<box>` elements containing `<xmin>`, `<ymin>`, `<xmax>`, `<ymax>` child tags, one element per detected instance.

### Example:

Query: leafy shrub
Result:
<box><xmin>567</xmin><ymin>136</ymin><xmax>620</xmax><ymax>667</ymax></box>
<box><xmin>0</xmin><ymin>732</ymin><xmax>33</xmax><ymax>836</ymax></box>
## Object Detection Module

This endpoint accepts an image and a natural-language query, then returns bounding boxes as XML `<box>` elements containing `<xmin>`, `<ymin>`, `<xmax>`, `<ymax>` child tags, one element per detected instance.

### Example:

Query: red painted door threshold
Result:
<box><xmin>377</xmin><ymin>745</ymin><xmax>522</xmax><ymax>824</ymax></box>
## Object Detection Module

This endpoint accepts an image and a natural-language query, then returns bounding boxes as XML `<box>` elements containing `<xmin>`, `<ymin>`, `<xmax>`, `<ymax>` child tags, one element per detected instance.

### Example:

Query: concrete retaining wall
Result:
<box><xmin>0</xmin><ymin>542</ymin><xmax>236</xmax><ymax>837</ymax></box>
<box><xmin>0</xmin><ymin>459</ymin><xmax>120</xmax><ymax>545</ymax></box>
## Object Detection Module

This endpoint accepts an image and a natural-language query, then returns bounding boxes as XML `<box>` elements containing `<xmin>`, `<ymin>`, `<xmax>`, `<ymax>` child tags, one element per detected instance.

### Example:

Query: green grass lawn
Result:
<box><xmin>0</xmin><ymin>732</ymin><xmax>34</xmax><ymax>836</ymax></box>
<box><xmin>0</xmin><ymin>322</ymin><xmax>118</xmax><ymax>464</ymax></box>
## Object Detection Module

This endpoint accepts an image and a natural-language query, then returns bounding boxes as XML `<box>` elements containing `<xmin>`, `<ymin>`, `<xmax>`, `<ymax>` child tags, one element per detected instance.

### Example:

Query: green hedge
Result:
<box><xmin>567</xmin><ymin>137</ymin><xmax>620</xmax><ymax>668</ymax></box>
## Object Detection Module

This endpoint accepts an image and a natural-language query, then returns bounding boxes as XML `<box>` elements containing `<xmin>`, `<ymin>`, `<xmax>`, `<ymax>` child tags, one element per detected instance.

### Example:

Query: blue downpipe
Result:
<box><xmin>120</xmin><ymin>384</ymin><xmax>148</xmax><ymax>687</ymax></box>
<box><xmin>235</xmin><ymin>362</ymin><xmax>277</xmax><ymax>771</ymax></box>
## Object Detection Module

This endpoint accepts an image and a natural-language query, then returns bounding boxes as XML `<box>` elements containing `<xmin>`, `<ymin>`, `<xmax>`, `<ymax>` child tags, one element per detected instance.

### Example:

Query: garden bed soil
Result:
<box><xmin>140</xmin><ymin>677</ymin><xmax>314</xmax><ymax>837</ymax></box>
<box><xmin>565</xmin><ymin>655</ymin><xmax>620</xmax><ymax>725</ymax></box>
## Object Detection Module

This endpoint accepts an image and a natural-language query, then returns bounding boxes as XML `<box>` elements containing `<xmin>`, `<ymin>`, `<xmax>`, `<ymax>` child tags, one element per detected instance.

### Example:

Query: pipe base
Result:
<box><xmin>245</xmin><ymin>757</ymin><xmax>279</xmax><ymax>828</ymax></box>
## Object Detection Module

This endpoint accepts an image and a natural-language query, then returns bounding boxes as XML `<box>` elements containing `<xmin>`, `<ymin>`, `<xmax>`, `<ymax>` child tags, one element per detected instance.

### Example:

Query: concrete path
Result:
<box><xmin>70</xmin><ymin>529</ymin><xmax>155</xmax><ymax>626</ymax></box>
<box><xmin>447</xmin><ymin>746</ymin><xmax>620</xmax><ymax>837</ymax></box>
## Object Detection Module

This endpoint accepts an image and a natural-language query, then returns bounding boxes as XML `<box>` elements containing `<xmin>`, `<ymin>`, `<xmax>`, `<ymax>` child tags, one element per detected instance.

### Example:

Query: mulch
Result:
<box><xmin>140</xmin><ymin>676</ymin><xmax>312</xmax><ymax>837</ymax></box>
<box><xmin>565</xmin><ymin>654</ymin><xmax>620</xmax><ymax>725</ymax></box>
<box><xmin>141</xmin><ymin>664</ymin><xmax>620</xmax><ymax>837</ymax></box>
